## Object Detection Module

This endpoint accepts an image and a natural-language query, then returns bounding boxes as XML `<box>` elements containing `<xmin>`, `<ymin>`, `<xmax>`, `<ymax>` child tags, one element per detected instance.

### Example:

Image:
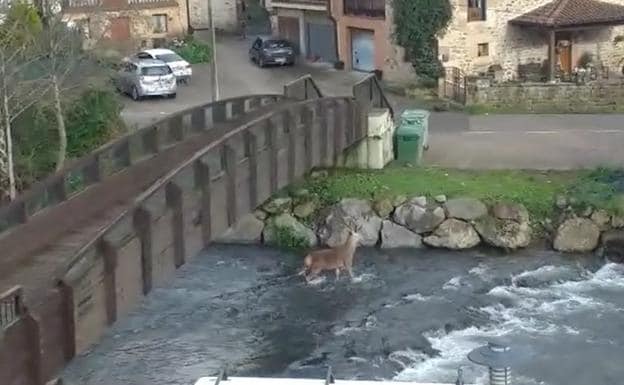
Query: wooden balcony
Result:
<box><xmin>63</xmin><ymin>0</ymin><xmax>177</xmax><ymax>12</ymax></box>
<box><xmin>270</xmin><ymin>0</ymin><xmax>327</xmax><ymax>11</ymax></box>
<box><xmin>344</xmin><ymin>0</ymin><xmax>385</xmax><ymax>18</ymax></box>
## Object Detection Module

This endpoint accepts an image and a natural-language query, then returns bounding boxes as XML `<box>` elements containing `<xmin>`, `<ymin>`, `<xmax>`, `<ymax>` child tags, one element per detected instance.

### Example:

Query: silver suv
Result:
<box><xmin>114</xmin><ymin>58</ymin><xmax>177</xmax><ymax>101</ymax></box>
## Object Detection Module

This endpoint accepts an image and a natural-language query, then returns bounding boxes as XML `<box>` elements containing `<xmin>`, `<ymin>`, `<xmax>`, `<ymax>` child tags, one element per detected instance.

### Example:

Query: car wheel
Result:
<box><xmin>168</xmin><ymin>93</ymin><xmax>177</xmax><ymax>99</ymax></box>
<box><xmin>131</xmin><ymin>86</ymin><xmax>141</xmax><ymax>101</ymax></box>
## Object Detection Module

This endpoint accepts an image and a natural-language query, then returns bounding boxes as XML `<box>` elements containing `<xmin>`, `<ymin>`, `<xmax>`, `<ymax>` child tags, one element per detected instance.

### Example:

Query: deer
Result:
<box><xmin>298</xmin><ymin>217</ymin><xmax>362</xmax><ymax>283</ymax></box>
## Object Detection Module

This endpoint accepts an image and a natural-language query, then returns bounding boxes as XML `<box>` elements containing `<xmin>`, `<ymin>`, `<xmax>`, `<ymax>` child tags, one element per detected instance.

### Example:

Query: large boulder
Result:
<box><xmin>393</xmin><ymin>202</ymin><xmax>445</xmax><ymax>234</ymax></box>
<box><xmin>263</xmin><ymin>213</ymin><xmax>317</xmax><ymax>247</ymax></box>
<box><xmin>217</xmin><ymin>214</ymin><xmax>264</xmax><ymax>244</ymax></box>
<box><xmin>553</xmin><ymin>217</ymin><xmax>600</xmax><ymax>252</ymax></box>
<box><xmin>380</xmin><ymin>220</ymin><xmax>423</xmax><ymax>249</ymax></box>
<box><xmin>591</xmin><ymin>209</ymin><xmax>611</xmax><ymax>230</ymax></box>
<box><xmin>318</xmin><ymin>199</ymin><xmax>382</xmax><ymax>247</ymax></box>
<box><xmin>444</xmin><ymin>198</ymin><xmax>487</xmax><ymax>221</ymax></box>
<box><xmin>492</xmin><ymin>202</ymin><xmax>529</xmax><ymax>223</ymax></box>
<box><xmin>601</xmin><ymin>230</ymin><xmax>624</xmax><ymax>263</ymax></box>
<box><xmin>293</xmin><ymin>199</ymin><xmax>318</xmax><ymax>220</ymax></box>
<box><xmin>423</xmin><ymin>219</ymin><xmax>480</xmax><ymax>250</ymax></box>
<box><xmin>474</xmin><ymin>202</ymin><xmax>531</xmax><ymax>250</ymax></box>
<box><xmin>263</xmin><ymin>197</ymin><xmax>292</xmax><ymax>215</ymax></box>
<box><xmin>373</xmin><ymin>197</ymin><xmax>394</xmax><ymax>218</ymax></box>
<box><xmin>612</xmin><ymin>214</ymin><xmax>624</xmax><ymax>229</ymax></box>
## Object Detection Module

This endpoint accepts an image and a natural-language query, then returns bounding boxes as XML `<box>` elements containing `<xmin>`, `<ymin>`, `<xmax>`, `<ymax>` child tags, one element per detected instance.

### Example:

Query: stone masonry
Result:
<box><xmin>438</xmin><ymin>0</ymin><xmax>624</xmax><ymax>79</ymax></box>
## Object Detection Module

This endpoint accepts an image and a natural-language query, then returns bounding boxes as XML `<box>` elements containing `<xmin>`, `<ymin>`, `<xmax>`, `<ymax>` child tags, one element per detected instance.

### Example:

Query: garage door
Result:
<box><xmin>351</xmin><ymin>28</ymin><xmax>375</xmax><ymax>72</ymax></box>
<box><xmin>306</xmin><ymin>22</ymin><xmax>336</xmax><ymax>63</ymax></box>
<box><xmin>278</xmin><ymin>16</ymin><xmax>300</xmax><ymax>54</ymax></box>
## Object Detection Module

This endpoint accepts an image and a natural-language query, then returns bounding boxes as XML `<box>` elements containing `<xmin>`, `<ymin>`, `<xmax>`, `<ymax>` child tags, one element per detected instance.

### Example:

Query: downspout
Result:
<box><xmin>327</xmin><ymin>0</ymin><xmax>341</xmax><ymax>65</ymax></box>
<box><xmin>186</xmin><ymin>0</ymin><xmax>193</xmax><ymax>34</ymax></box>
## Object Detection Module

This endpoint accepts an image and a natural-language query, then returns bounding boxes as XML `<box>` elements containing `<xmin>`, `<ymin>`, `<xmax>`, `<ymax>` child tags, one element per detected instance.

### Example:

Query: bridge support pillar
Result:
<box><xmin>337</xmin><ymin>107</ymin><xmax>395</xmax><ymax>170</ymax></box>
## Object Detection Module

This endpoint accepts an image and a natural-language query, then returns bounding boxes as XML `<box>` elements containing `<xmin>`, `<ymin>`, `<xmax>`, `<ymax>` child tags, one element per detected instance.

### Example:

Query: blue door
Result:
<box><xmin>351</xmin><ymin>29</ymin><xmax>375</xmax><ymax>72</ymax></box>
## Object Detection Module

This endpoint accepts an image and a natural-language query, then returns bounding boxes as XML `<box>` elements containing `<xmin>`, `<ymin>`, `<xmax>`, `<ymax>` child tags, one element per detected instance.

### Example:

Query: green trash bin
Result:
<box><xmin>395</xmin><ymin>109</ymin><xmax>430</xmax><ymax>164</ymax></box>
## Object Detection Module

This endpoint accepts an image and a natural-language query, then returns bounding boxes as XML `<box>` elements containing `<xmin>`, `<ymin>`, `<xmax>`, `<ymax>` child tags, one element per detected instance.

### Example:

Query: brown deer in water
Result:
<box><xmin>298</xmin><ymin>218</ymin><xmax>362</xmax><ymax>283</ymax></box>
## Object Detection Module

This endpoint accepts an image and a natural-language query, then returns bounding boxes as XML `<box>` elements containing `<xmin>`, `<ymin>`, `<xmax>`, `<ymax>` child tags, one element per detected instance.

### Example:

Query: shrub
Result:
<box><xmin>272</xmin><ymin>226</ymin><xmax>309</xmax><ymax>253</ymax></box>
<box><xmin>64</xmin><ymin>88</ymin><xmax>125</xmax><ymax>157</ymax></box>
<box><xmin>172</xmin><ymin>36</ymin><xmax>212</xmax><ymax>64</ymax></box>
<box><xmin>12</xmin><ymin>88</ymin><xmax>125</xmax><ymax>190</ymax></box>
<box><xmin>393</xmin><ymin>0</ymin><xmax>452</xmax><ymax>79</ymax></box>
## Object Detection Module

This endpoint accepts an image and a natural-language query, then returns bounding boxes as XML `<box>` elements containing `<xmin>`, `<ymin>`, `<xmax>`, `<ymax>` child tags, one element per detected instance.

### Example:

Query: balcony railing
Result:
<box><xmin>271</xmin><ymin>0</ymin><xmax>326</xmax><ymax>9</ymax></box>
<box><xmin>468</xmin><ymin>6</ymin><xmax>485</xmax><ymax>21</ymax></box>
<box><xmin>63</xmin><ymin>0</ymin><xmax>100</xmax><ymax>7</ymax></box>
<box><xmin>344</xmin><ymin>0</ymin><xmax>385</xmax><ymax>18</ymax></box>
<box><xmin>63</xmin><ymin>0</ymin><xmax>174</xmax><ymax>10</ymax></box>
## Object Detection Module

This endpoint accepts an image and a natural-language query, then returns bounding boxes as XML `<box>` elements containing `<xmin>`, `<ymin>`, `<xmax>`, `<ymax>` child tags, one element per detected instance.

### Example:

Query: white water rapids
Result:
<box><xmin>63</xmin><ymin>246</ymin><xmax>624</xmax><ymax>385</ymax></box>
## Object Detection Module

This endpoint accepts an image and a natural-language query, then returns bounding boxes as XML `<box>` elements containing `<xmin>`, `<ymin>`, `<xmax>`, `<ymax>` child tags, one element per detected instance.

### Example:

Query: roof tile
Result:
<box><xmin>509</xmin><ymin>0</ymin><xmax>624</xmax><ymax>28</ymax></box>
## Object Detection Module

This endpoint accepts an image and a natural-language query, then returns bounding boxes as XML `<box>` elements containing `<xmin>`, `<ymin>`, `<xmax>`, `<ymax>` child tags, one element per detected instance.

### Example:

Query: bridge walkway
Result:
<box><xmin>0</xmin><ymin>96</ymin><xmax>291</xmax><ymax>303</ymax></box>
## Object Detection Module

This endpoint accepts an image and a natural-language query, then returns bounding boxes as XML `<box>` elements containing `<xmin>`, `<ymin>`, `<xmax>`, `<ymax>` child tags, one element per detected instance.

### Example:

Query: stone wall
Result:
<box><xmin>438</xmin><ymin>0</ymin><xmax>624</xmax><ymax>80</ymax></box>
<box><xmin>221</xmin><ymin>192</ymin><xmax>624</xmax><ymax>259</ymax></box>
<box><xmin>466</xmin><ymin>79</ymin><xmax>624</xmax><ymax>112</ymax></box>
<box><xmin>188</xmin><ymin>0</ymin><xmax>239</xmax><ymax>31</ymax></box>
<box><xmin>63</xmin><ymin>3</ymin><xmax>189</xmax><ymax>50</ymax></box>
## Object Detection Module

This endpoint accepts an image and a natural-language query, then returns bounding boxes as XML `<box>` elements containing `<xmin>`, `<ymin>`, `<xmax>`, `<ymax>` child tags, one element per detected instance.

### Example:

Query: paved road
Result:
<box><xmin>121</xmin><ymin>35</ymin><xmax>365</xmax><ymax>129</ymax></box>
<box><xmin>424</xmin><ymin>114</ymin><xmax>624</xmax><ymax>169</ymax></box>
<box><xmin>121</xmin><ymin>34</ymin><xmax>624</xmax><ymax>170</ymax></box>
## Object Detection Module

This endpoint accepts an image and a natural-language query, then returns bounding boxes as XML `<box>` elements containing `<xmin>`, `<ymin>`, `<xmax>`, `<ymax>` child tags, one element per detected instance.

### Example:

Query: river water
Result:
<box><xmin>63</xmin><ymin>245</ymin><xmax>624</xmax><ymax>385</ymax></box>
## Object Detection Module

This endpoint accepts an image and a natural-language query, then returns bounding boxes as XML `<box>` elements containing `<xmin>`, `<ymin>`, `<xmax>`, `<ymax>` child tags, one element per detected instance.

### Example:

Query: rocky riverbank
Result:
<box><xmin>216</xmin><ymin>188</ymin><xmax>624</xmax><ymax>258</ymax></box>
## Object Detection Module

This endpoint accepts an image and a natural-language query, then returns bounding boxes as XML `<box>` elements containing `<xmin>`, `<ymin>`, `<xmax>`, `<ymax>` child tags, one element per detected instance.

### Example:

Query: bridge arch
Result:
<box><xmin>0</xmin><ymin>74</ymin><xmax>392</xmax><ymax>385</ymax></box>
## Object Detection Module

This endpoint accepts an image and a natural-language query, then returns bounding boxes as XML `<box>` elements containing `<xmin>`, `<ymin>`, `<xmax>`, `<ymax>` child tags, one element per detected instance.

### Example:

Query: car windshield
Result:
<box><xmin>141</xmin><ymin>66</ymin><xmax>172</xmax><ymax>76</ymax></box>
<box><xmin>263</xmin><ymin>40</ymin><xmax>290</xmax><ymax>49</ymax></box>
<box><xmin>156</xmin><ymin>53</ymin><xmax>183</xmax><ymax>63</ymax></box>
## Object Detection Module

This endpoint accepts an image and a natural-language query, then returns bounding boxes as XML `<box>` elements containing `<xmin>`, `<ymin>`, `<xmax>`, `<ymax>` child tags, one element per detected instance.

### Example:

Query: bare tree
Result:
<box><xmin>0</xmin><ymin>5</ymin><xmax>49</xmax><ymax>201</ymax></box>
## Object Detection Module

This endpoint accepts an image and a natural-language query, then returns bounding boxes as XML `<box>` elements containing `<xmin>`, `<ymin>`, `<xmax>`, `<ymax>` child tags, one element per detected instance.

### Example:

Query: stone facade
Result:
<box><xmin>466</xmin><ymin>79</ymin><xmax>624</xmax><ymax>112</ymax></box>
<box><xmin>438</xmin><ymin>0</ymin><xmax>624</xmax><ymax>79</ymax></box>
<box><xmin>189</xmin><ymin>0</ymin><xmax>240</xmax><ymax>31</ymax></box>
<box><xmin>63</xmin><ymin>2</ymin><xmax>189</xmax><ymax>50</ymax></box>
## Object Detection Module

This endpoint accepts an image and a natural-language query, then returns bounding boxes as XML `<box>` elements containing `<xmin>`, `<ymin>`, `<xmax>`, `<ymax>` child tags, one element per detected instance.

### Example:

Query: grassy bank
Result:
<box><xmin>292</xmin><ymin>167</ymin><xmax>624</xmax><ymax>222</ymax></box>
<box><xmin>464</xmin><ymin>103</ymin><xmax>624</xmax><ymax>115</ymax></box>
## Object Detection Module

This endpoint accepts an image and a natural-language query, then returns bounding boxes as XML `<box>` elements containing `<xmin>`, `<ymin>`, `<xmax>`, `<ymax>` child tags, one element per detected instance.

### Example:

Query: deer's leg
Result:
<box><xmin>335</xmin><ymin>268</ymin><xmax>340</xmax><ymax>281</ymax></box>
<box><xmin>306</xmin><ymin>267</ymin><xmax>321</xmax><ymax>283</ymax></box>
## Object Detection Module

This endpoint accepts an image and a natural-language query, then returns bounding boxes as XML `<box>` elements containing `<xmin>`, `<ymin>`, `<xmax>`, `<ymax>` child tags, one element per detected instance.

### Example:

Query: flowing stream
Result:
<box><xmin>63</xmin><ymin>245</ymin><xmax>624</xmax><ymax>385</ymax></box>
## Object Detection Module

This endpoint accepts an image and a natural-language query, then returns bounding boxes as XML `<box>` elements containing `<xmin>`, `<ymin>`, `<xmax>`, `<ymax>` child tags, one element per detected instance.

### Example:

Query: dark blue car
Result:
<box><xmin>249</xmin><ymin>36</ymin><xmax>296</xmax><ymax>68</ymax></box>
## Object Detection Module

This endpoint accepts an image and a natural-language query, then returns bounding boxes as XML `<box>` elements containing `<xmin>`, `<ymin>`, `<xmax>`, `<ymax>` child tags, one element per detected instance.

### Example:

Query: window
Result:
<box><xmin>156</xmin><ymin>53</ymin><xmax>184</xmax><ymax>63</ymax></box>
<box><xmin>478</xmin><ymin>43</ymin><xmax>489</xmax><ymax>57</ymax></box>
<box><xmin>468</xmin><ymin>0</ymin><xmax>486</xmax><ymax>21</ymax></box>
<box><xmin>141</xmin><ymin>66</ymin><xmax>172</xmax><ymax>76</ymax></box>
<box><xmin>152</xmin><ymin>14</ymin><xmax>168</xmax><ymax>33</ymax></box>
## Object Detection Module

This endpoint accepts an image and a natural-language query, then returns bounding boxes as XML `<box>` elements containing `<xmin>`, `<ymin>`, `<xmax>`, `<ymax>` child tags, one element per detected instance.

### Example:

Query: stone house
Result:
<box><xmin>265</xmin><ymin>0</ymin><xmax>414</xmax><ymax>82</ymax></box>
<box><xmin>61</xmin><ymin>0</ymin><xmax>241</xmax><ymax>50</ymax></box>
<box><xmin>188</xmin><ymin>0</ymin><xmax>242</xmax><ymax>32</ymax></box>
<box><xmin>62</xmin><ymin>0</ymin><xmax>190</xmax><ymax>49</ymax></box>
<box><xmin>438</xmin><ymin>0</ymin><xmax>624</xmax><ymax>80</ymax></box>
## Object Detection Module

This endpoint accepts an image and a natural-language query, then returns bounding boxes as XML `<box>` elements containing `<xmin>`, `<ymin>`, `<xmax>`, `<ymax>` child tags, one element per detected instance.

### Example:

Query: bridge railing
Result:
<box><xmin>352</xmin><ymin>74</ymin><xmax>394</xmax><ymax>117</ymax></box>
<box><xmin>0</xmin><ymin>94</ymin><xmax>286</xmax><ymax>237</ymax></box>
<box><xmin>283</xmin><ymin>74</ymin><xmax>324</xmax><ymax>100</ymax></box>
<box><xmin>0</xmin><ymin>286</ymin><xmax>24</xmax><ymax>330</ymax></box>
<box><xmin>58</xmin><ymin>95</ymin><xmax>364</xmax><ymax>357</ymax></box>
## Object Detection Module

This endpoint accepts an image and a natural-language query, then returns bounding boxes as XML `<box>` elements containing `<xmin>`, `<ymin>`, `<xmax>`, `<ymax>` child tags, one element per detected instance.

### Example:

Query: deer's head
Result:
<box><xmin>339</xmin><ymin>217</ymin><xmax>362</xmax><ymax>245</ymax></box>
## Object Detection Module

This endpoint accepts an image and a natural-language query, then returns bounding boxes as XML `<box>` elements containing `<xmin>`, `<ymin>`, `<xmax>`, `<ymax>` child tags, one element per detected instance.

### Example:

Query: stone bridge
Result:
<box><xmin>0</xmin><ymin>74</ymin><xmax>393</xmax><ymax>385</ymax></box>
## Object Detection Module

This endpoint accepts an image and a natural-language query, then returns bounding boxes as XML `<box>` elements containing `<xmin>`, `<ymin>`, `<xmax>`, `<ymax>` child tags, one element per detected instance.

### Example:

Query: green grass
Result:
<box><xmin>464</xmin><ymin>103</ymin><xmax>624</xmax><ymax>115</ymax></box>
<box><xmin>295</xmin><ymin>167</ymin><xmax>624</xmax><ymax>222</ymax></box>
